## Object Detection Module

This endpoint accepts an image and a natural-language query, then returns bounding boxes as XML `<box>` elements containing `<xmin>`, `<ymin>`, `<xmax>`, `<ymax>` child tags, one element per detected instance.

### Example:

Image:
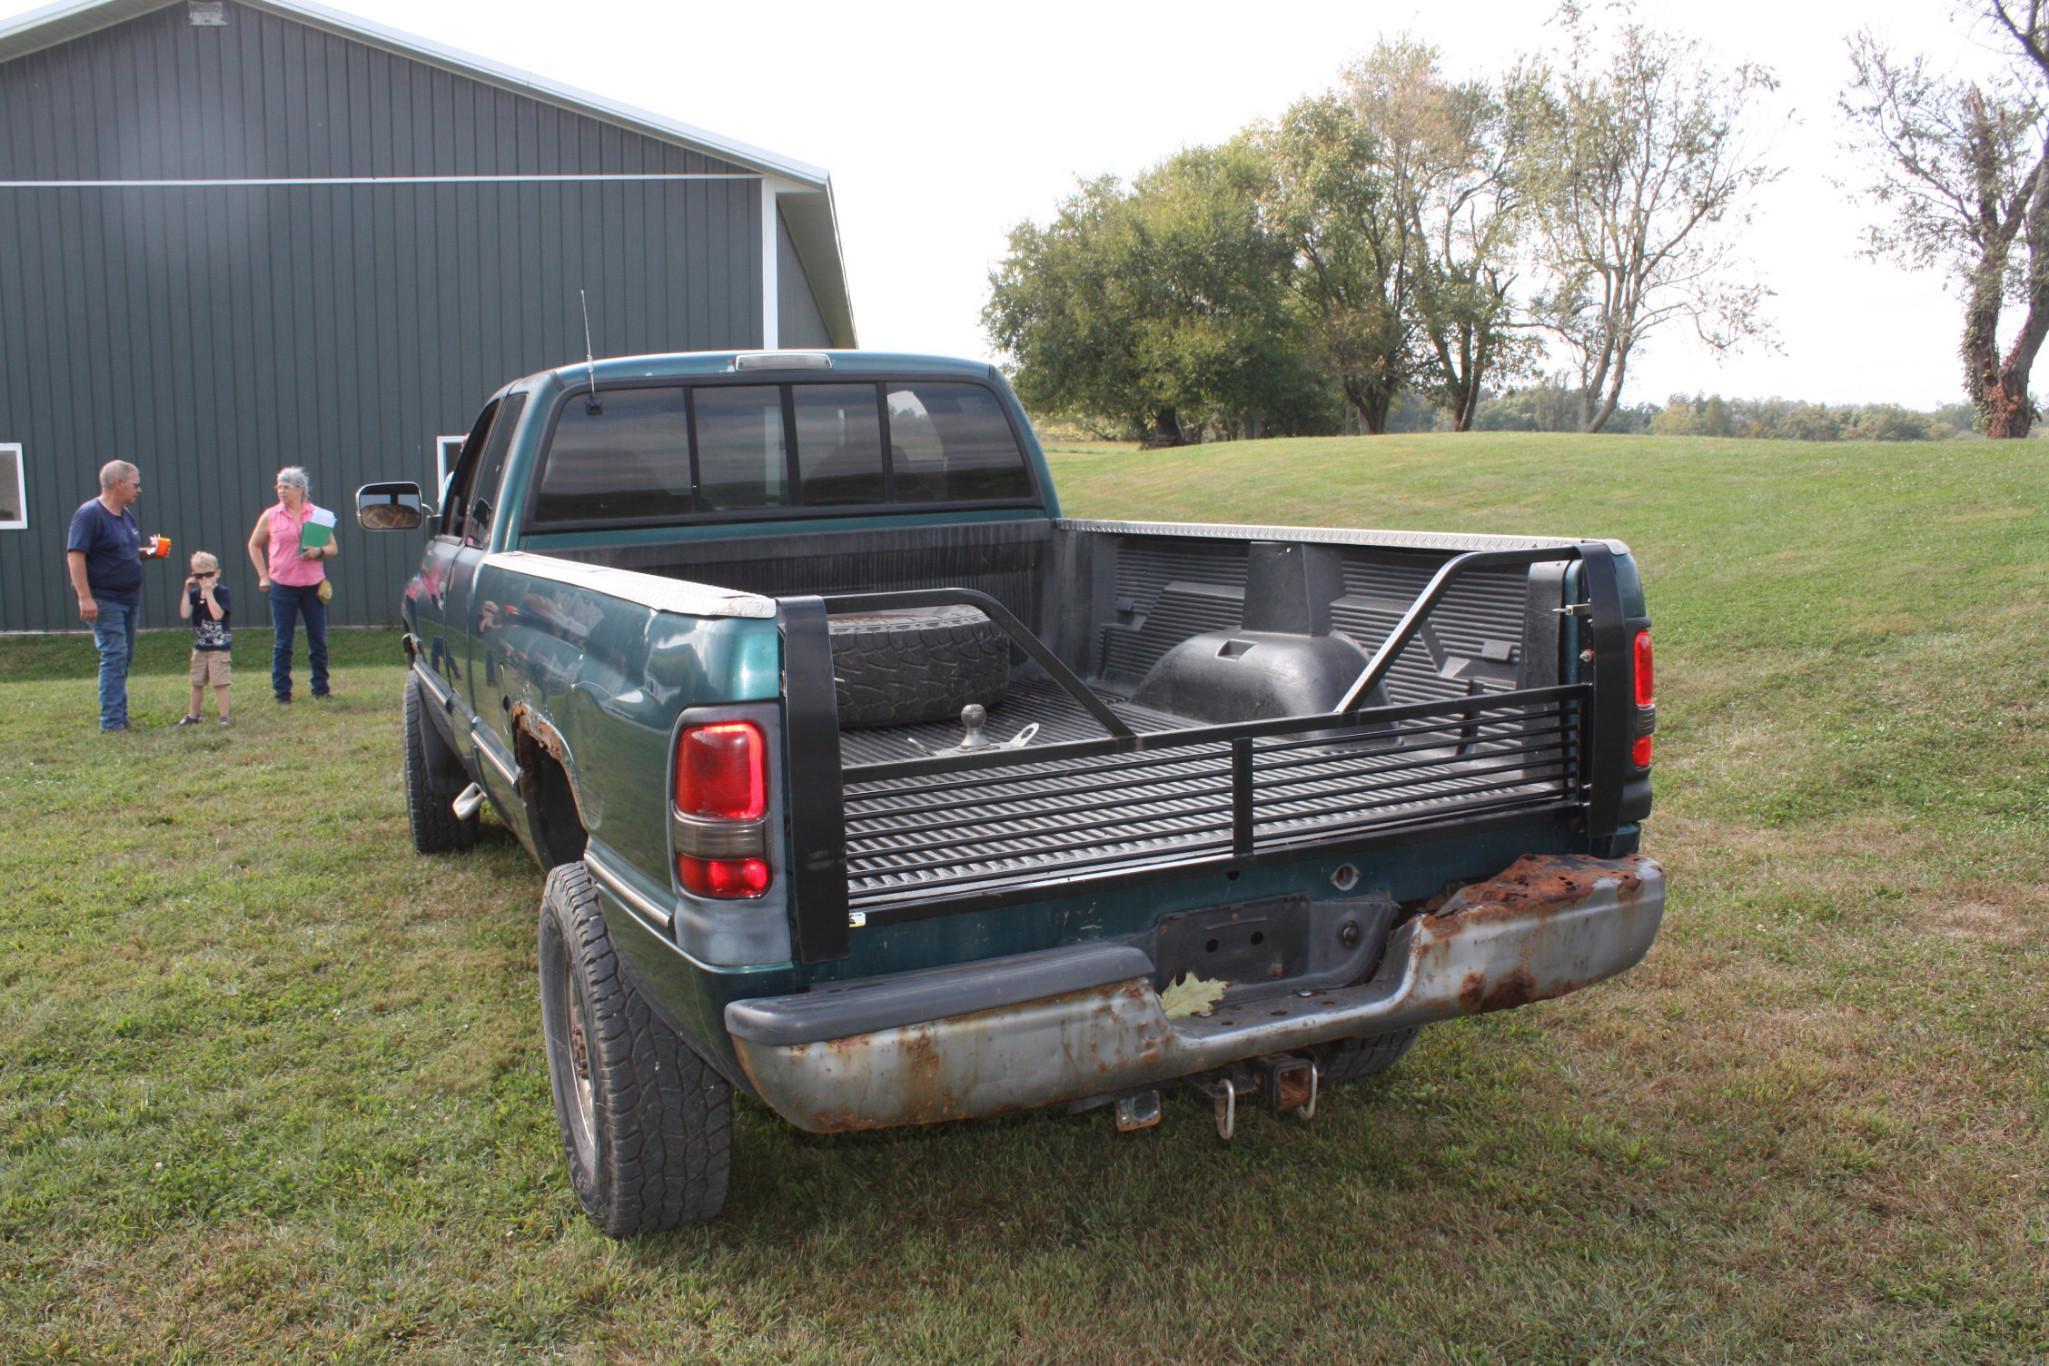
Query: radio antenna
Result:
<box><xmin>580</xmin><ymin>288</ymin><xmax>601</xmax><ymax>413</ymax></box>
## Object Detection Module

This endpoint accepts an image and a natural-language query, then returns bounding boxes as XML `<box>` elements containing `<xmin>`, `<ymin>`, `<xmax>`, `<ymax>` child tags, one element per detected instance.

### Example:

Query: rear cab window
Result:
<box><xmin>533</xmin><ymin>387</ymin><xmax>692</xmax><ymax>523</ymax></box>
<box><xmin>695</xmin><ymin>386</ymin><xmax>789</xmax><ymax>511</ymax></box>
<box><xmin>887</xmin><ymin>383</ymin><xmax>1032</xmax><ymax>503</ymax></box>
<box><xmin>527</xmin><ymin>375</ymin><xmax>1037</xmax><ymax>529</ymax></box>
<box><xmin>795</xmin><ymin>384</ymin><xmax>885</xmax><ymax>505</ymax></box>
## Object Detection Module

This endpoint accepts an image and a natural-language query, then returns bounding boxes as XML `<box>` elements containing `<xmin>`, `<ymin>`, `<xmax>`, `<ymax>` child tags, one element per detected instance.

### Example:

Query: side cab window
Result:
<box><xmin>464</xmin><ymin>394</ymin><xmax>527</xmax><ymax>548</ymax></box>
<box><xmin>440</xmin><ymin>399</ymin><xmax>500</xmax><ymax>538</ymax></box>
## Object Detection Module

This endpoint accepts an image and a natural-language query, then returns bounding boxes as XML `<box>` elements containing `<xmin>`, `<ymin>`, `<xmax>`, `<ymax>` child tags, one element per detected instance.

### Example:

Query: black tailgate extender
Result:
<box><xmin>778</xmin><ymin>595</ymin><xmax>851</xmax><ymax>963</ymax></box>
<box><xmin>837</xmin><ymin>688</ymin><xmax>1587</xmax><ymax>922</ymax></box>
<box><xmin>777</xmin><ymin>543</ymin><xmax>1636</xmax><ymax>961</ymax></box>
<box><xmin>1576</xmin><ymin>541</ymin><xmax>1633</xmax><ymax>836</ymax></box>
<box><xmin>1336</xmin><ymin>545</ymin><xmax>1597</xmax><ymax>711</ymax></box>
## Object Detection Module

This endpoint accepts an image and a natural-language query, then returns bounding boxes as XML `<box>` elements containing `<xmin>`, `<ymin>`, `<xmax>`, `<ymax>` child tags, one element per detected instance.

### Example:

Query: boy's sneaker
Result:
<box><xmin>173</xmin><ymin>714</ymin><xmax>203</xmax><ymax>727</ymax></box>
<box><xmin>218</xmin><ymin>717</ymin><xmax>232</xmax><ymax>726</ymax></box>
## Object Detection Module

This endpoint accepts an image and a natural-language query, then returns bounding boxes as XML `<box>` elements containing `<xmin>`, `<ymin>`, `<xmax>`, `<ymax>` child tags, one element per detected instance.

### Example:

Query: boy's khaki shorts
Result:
<box><xmin>190</xmin><ymin>650</ymin><xmax>232</xmax><ymax>688</ymax></box>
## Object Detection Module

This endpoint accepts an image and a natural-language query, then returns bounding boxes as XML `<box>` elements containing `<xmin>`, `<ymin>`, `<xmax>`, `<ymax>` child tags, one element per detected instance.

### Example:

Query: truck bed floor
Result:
<box><xmin>835</xmin><ymin>685</ymin><xmax>1185</xmax><ymax>767</ymax></box>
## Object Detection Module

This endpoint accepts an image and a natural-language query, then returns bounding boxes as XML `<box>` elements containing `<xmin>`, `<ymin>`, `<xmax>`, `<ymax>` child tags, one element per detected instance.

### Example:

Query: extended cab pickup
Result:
<box><xmin>357</xmin><ymin>350</ymin><xmax>1665</xmax><ymax>1235</ymax></box>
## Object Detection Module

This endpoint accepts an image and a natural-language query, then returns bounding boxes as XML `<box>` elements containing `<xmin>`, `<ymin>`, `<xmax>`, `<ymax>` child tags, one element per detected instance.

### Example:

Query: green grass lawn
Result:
<box><xmin>3</xmin><ymin>432</ymin><xmax>2045</xmax><ymax>1359</ymax></box>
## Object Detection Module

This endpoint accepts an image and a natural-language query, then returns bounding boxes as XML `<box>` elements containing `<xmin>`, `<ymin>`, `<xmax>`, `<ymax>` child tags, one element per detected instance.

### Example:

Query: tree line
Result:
<box><xmin>1645</xmin><ymin>395</ymin><xmax>1985</xmax><ymax>442</ymax></box>
<box><xmin>1182</xmin><ymin>380</ymin><xmax>1989</xmax><ymax>441</ymax></box>
<box><xmin>988</xmin><ymin>2</ymin><xmax>2049</xmax><ymax>443</ymax></box>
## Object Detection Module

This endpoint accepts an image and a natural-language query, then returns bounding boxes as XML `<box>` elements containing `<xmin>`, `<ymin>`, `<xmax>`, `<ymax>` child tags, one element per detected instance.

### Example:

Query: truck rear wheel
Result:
<box><xmin>1315</xmin><ymin>1027</ymin><xmax>1420</xmax><ymax>1085</ymax></box>
<box><xmin>829</xmin><ymin>605</ymin><xmax>1010</xmax><ymax>728</ymax></box>
<box><xmin>538</xmin><ymin>862</ymin><xmax>732</xmax><ymax>1235</ymax></box>
<box><xmin>403</xmin><ymin>674</ymin><xmax>477</xmax><ymax>854</ymax></box>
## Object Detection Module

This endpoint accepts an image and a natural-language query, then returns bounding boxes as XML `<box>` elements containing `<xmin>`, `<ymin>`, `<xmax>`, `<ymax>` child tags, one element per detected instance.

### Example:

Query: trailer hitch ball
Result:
<box><xmin>957</xmin><ymin>704</ymin><xmax>988</xmax><ymax>749</ymax></box>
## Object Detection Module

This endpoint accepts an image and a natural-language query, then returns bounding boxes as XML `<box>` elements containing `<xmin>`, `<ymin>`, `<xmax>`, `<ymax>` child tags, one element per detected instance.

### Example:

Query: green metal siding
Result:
<box><xmin>0</xmin><ymin>0</ymin><xmax>767</xmax><ymax>630</ymax></box>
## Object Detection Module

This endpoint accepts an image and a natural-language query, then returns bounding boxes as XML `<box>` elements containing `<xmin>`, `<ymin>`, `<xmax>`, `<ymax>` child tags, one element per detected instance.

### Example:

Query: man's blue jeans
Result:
<box><xmin>269</xmin><ymin>583</ymin><xmax>330</xmax><ymax>700</ymax></box>
<box><xmin>90</xmin><ymin>594</ymin><xmax>139</xmax><ymax>730</ymax></box>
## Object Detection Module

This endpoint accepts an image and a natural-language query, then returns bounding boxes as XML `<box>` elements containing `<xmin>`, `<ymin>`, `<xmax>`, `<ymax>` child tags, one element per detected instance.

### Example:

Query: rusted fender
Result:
<box><xmin>509</xmin><ymin>701</ymin><xmax>568</xmax><ymax>765</ymax></box>
<box><xmin>730</xmin><ymin>853</ymin><xmax>1664</xmax><ymax>1134</ymax></box>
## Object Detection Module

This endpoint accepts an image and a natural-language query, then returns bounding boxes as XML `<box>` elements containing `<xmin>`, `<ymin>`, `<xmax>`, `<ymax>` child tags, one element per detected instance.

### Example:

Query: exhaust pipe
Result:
<box><xmin>452</xmin><ymin>783</ymin><xmax>486</xmax><ymax>821</ymax></box>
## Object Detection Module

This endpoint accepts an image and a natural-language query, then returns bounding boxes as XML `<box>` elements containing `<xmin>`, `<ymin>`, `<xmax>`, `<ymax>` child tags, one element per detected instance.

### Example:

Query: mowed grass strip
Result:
<box><xmin>2</xmin><ymin>432</ymin><xmax>2045</xmax><ymax>1360</ymax></box>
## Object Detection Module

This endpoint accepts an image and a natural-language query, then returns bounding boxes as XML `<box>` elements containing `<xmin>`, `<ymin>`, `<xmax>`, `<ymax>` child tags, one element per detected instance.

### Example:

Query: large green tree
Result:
<box><xmin>1258</xmin><ymin>94</ymin><xmax>1415</xmax><ymax>434</ymax></box>
<box><xmin>1842</xmin><ymin>2</ymin><xmax>2049</xmax><ymax>436</ymax></box>
<box><xmin>982</xmin><ymin>176</ymin><xmax>1149</xmax><ymax>436</ymax></box>
<box><xmin>1125</xmin><ymin>143</ymin><xmax>1325</xmax><ymax>442</ymax></box>
<box><xmin>983</xmin><ymin>146</ymin><xmax>1317</xmax><ymax>443</ymax></box>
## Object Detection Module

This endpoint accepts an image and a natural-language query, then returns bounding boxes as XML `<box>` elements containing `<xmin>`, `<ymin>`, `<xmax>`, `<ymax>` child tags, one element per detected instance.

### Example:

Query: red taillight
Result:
<box><xmin>675</xmin><ymin>721</ymin><xmax>766</xmax><ymax>820</ymax></box>
<box><xmin>1631</xmin><ymin>629</ymin><xmax>1655</xmax><ymax>768</ymax></box>
<box><xmin>678</xmin><ymin>855</ymin><xmax>771</xmax><ymax>898</ymax></box>
<box><xmin>674</xmin><ymin>721</ymin><xmax>770</xmax><ymax>898</ymax></box>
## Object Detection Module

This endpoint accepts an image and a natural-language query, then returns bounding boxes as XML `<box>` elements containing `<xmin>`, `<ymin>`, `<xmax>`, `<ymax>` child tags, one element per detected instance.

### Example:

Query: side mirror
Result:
<box><xmin>357</xmin><ymin>481</ymin><xmax>430</xmax><ymax>531</ymax></box>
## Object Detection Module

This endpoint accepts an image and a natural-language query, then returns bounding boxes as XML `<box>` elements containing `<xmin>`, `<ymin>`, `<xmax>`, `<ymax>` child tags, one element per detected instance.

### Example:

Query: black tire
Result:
<box><xmin>829</xmin><ymin>605</ymin><xmax>1010</xmax><ymax>728</ymax></box>
<box><xmin>403</xmin><ymin>674</ymin><xmax>477</xmax><ymax>854</ymax></box>
<box><xmin>1316</xmin><ymin>1027</ymin><xmax>1420</xmax><ymax>1085</ymax></box>
<box><xmin>539</xmin><ymin>862</ymin><xmax>732</xmax><ymax>1235</ymax></box>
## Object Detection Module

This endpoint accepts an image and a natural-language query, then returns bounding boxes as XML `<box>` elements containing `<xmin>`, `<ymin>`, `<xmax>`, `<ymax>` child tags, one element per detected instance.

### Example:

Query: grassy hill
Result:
<box><xmin>2</xmin><ymin>434</ymin><xmax>2043</xmax><ymax>1358</ymax></box>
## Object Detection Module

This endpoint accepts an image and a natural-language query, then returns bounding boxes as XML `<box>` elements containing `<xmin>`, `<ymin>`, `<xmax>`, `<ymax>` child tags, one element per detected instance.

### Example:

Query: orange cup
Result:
<box><xmin>148</xmin><ymin>535</ymin><xmax>171</xmax><ymax>559</ymax></box>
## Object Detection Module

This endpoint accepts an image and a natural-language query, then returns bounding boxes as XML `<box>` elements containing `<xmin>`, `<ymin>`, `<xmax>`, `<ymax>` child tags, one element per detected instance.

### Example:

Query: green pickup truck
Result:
<box><xmin>356</xmin><ymin>349</ymin><xmax>1664</xmax><ymax>1236</ymax></box>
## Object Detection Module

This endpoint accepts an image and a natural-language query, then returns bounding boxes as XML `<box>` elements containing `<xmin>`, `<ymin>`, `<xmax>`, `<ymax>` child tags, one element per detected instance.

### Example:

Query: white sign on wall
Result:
<box><xmin>0</xmin><ymin>443</ymin><xmax>25</xmax><ymax>530</ymax></box>
<box><xmin>435</xmin><ymin>435</ymin><xmax>465</xmax><ymax>505</ymax></box>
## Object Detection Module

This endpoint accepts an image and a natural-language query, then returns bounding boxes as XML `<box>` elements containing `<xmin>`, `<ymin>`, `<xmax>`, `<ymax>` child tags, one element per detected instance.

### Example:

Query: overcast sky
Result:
<box><xmin>4</xmin><ymin>0</ymin><xmax>2017</xmax><ymax>407</ymax></box>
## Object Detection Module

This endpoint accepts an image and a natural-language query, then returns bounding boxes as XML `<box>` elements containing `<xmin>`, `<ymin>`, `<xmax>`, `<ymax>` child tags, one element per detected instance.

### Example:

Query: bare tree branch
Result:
<box><xmin>1843</xmin><ymin>6</ymin><xmax>2049</xmax><ymax>433</ymax></box>
<box><xmin>1520</xmin><ymin>11</ymin><xmax>1779</xmax><ymax>430</ymax></box>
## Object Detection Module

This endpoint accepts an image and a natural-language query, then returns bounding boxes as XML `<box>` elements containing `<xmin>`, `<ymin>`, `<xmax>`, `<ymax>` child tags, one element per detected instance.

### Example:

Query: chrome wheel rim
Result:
<box><xmin>563</xmin><ymin>969</ymin><xmax>597</xmax><ymax>1160</ymax></box>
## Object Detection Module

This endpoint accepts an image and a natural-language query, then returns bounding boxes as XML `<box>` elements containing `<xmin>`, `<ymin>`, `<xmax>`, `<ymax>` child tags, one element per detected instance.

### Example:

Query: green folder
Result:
<box><xmin>300</xmin><ymin>507</ymin><xmax>337</xmax><ymax>549</ymax></box>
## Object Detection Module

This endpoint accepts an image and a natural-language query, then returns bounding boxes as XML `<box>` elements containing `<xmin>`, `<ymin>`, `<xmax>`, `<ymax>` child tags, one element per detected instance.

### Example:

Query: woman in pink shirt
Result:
<box><xmin>245</xmin><ymin>466</ymin><xmax>338</xmax><ymax>703</ymax></box>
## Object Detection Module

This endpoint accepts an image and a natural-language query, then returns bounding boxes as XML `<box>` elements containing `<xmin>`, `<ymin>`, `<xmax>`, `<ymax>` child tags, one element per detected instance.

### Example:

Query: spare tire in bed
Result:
<box><xmin>829</xmin><ymin>606</ymin><xmax>1010</xmax><ymax>728</ymax></box>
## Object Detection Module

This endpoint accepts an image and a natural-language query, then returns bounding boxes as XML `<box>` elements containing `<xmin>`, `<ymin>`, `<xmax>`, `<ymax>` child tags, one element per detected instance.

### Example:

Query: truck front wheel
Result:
<box><xmin>538</xmin><ymin>862</ymin><xmax>732</xmax><ymax>1234</ymax></box>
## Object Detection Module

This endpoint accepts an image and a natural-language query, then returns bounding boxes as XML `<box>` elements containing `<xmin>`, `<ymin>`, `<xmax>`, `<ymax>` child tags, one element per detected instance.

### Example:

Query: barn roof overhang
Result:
<box><xmin>0</xmin><ymin>0</ymin><xmax>857</xmax><ymax>344</ymax></box>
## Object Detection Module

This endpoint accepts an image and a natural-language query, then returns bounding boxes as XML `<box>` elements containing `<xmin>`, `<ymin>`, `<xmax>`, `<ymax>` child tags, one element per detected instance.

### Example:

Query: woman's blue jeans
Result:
<box><xmin>90</xmin><ymin>594</ymin><xmax>139</xmax><ymax>730</ymax></box>
<box><xmin>269</xmin><ymin>583</ymin><xmax>329</xmax><ymax>700</ymax></box>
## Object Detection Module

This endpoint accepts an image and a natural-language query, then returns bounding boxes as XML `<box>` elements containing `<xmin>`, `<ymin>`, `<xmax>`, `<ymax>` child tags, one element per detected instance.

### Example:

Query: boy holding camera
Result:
<box><xmin>175</xmin><ymin>551</ymin><xmax>232</xmax><ymax>727</ymax></box>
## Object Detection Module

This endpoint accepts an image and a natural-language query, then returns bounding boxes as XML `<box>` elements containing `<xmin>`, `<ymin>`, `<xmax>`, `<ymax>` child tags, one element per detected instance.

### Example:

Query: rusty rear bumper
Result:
<box><xmin>726</xmin><ymin>853</ymin><xmax>1663</xmax><ymax>1134</ymax></box>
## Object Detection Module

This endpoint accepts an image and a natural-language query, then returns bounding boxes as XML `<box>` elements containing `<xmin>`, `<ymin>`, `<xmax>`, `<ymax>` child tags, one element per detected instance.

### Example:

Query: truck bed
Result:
<box><xmin>556</xmin><ymin>516</ymin><xmax>1599</xmax><ymax>920</ymax></box>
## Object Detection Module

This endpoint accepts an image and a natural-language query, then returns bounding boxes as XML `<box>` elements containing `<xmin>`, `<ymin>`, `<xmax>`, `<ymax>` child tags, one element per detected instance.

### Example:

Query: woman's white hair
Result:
<box><xmin>275</xmin><ymin>466</ymin><xmax>311</xmax><ymax>493</ymax></box>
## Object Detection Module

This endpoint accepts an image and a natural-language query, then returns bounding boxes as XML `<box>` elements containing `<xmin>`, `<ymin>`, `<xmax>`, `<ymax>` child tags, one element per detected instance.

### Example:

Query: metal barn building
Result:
<box><xmin>0</xmin><ymin>0</ymin><xmax>855</xmax><ymax>630</ymax></box>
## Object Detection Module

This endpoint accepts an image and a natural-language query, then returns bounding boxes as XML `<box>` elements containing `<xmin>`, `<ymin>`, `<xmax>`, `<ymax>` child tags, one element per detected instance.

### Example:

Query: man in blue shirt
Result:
<box><xmin>65</xmin><ymin>461</ymin><xmax>156</xmax><ymax>731</ymax></box>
